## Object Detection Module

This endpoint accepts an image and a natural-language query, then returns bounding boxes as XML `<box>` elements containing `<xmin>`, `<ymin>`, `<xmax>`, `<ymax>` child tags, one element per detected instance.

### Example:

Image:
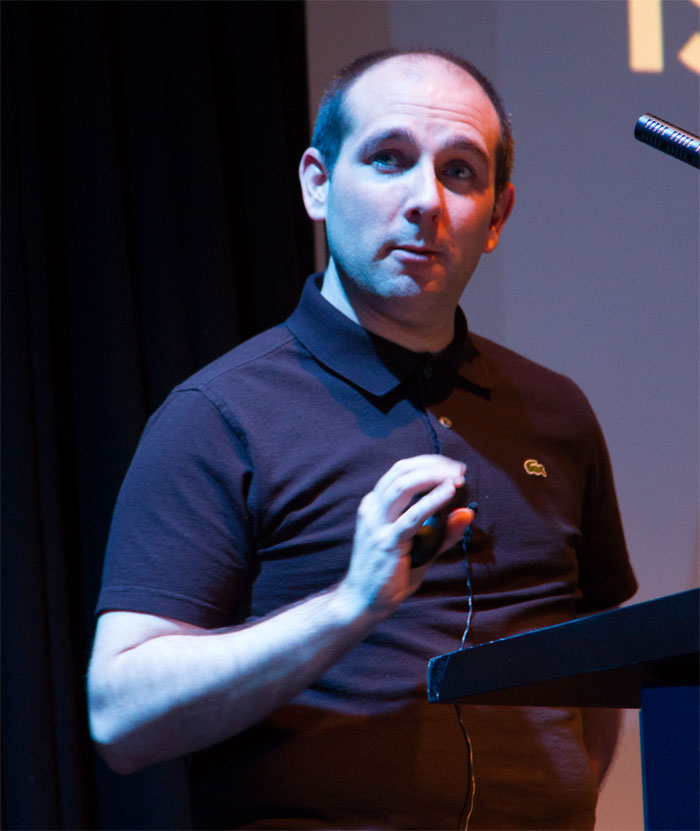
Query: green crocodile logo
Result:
<box><xmin>524</xmin><ymin>459</ymin><xmax>547</xmax><ymax>478</ymax></box>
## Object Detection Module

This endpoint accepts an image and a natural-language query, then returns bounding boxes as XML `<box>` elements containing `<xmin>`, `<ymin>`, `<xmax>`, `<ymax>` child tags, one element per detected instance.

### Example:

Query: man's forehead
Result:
<box><xmin>342</xmin><ymin>54</ymin><xmax>499</xmax><ymax>143</ymax></box>
<box><xmin>360</xmin><ymin>53</ymin><xmax>472</xmax><ymax>83</ymax></box>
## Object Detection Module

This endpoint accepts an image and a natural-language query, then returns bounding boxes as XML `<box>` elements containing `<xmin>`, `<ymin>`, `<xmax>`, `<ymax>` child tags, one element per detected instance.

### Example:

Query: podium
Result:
<box><xmin>427</xmin><ymin>588</ymin><xmax>699</xmax><ymax>830</ymax></box>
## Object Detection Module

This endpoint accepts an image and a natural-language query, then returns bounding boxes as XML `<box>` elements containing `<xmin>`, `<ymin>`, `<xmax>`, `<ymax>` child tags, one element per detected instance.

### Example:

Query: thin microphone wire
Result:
<box><xmin>459</xmin><ymin>507</ymin><xmax>477</xmax><ymax>651</ymax></box>
<box><xmin>454</xmin><ymin>705</ymin><xmax>476</xmax><ymax>831</ymax></box>
<box><xmin>455</xmin><ymin>505</ymin><xmax>478</xmax><ymax>830</ymax></box>
<box><xmin>459</xmin><ymin>539</ymin><xmax>474</xmax><ymax>651</ymax></box>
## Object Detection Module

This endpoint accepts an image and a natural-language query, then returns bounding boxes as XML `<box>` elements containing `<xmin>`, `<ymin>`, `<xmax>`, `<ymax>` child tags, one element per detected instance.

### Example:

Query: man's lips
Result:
<box><xmin>391</xmin><ymin>244</ymin><xmax>443</xmax><ymax>259</ymax></box>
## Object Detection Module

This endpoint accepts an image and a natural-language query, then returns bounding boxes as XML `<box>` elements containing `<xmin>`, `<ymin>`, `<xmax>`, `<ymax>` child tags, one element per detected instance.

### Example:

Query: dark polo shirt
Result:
<box><xmin>98</xmin><ymin>275</ymin><xmax>636</xmax><ymax>830</ymax></box>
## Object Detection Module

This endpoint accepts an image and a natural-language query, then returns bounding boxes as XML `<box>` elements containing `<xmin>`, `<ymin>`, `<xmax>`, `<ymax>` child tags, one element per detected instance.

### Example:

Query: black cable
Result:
<box><xmin>455</xmin><ymin>503</ymin><xmax>478</xmax><ymax>829</ymax></box>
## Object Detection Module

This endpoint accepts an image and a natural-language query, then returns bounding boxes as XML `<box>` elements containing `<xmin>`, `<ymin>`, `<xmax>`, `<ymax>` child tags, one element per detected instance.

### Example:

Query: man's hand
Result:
<box><xmin>343</xmin><ymin>455</ymin><xmax>474</xmax><ymax>615</ymax></box>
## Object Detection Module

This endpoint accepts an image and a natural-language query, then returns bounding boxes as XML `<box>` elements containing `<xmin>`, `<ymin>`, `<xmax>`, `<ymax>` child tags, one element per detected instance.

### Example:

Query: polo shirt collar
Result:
<box><xmin>285</xmin><ymin>274</ymin><xmax>492</xmax><ymax>397</ymax></box>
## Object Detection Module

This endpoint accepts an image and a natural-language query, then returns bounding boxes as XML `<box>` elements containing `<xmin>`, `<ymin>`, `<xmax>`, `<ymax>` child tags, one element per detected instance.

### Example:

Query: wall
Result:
<box><xmin>305</xmin><ymin>2</ymin><xmax>699</xmax><ymax>828</ymax></box>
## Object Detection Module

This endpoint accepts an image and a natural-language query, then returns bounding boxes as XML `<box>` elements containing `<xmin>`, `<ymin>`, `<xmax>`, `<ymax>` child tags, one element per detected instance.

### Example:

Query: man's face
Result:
<box><xmin>305</xmin><ymin>55</ymin><xmax>513</xmax><ymax>331</ymax></box>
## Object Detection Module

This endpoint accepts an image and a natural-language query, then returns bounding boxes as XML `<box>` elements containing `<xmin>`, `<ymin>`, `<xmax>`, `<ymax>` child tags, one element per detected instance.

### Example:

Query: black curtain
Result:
<box><xmin>1</xmin><ymin>2</ymin><xmax>314</xmax><ymax>828</ymax></box>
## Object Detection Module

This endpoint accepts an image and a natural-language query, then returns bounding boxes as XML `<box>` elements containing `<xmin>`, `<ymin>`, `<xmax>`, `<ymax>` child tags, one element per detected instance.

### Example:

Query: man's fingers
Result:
<box><xmin>393</xmin><ymin>479</ymin><xmax>460</xmax><ymax>543</ymax></box>
<box><xmin>372</xmin><ymin>456</ymin><xmax>466</xmax><ymax>523</ymax></box>
<box><xmin>442</xmin><ymin>507</ymin><xmax>475</xmax><ymax>550</ymax></box>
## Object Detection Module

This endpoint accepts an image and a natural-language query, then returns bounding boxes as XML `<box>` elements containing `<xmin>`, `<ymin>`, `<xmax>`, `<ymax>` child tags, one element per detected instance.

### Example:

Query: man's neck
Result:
<box><xmin>320</xmin><ymin>264</ymin><xmax>456</xmax><ymax>354</ymax></box>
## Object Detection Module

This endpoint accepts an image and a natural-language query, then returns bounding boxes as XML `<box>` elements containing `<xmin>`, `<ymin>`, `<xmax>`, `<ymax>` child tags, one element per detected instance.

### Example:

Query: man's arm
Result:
<box><xmin>581</xmin><ymin>707</ymin><xmax>622</xmax><ymax>786</ymax></box>
<box><xmin>88</xmin><ymin>586</ymin><xmax>386</xmax><ymax>774</ymax></box>
<box><xmin>87</xmin><ymin>455</ymin><xmax>473</xmax><ymax>774</ymax></box>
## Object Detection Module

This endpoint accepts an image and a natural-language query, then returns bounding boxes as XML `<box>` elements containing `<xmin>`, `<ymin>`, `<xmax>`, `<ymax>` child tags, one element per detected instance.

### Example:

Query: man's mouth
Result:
<box><xmin>392</xmin><ymin>244</ymin><xmax>442</xmax><ymax>260</ymax></box>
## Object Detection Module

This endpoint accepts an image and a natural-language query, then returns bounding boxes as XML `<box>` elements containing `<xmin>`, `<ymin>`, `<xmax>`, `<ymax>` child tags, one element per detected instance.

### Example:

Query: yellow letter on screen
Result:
<box><xmin>628</xmin><ymin>0</ymin><xmax>664</xmax><ymax>72</ymax></box>
<box><xmin>678</xmin><ymin>0</ymin><xmax>700</xmax><ymax>75</ymax></box>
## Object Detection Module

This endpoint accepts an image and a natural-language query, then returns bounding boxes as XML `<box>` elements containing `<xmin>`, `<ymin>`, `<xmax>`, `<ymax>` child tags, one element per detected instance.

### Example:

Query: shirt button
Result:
<box><xmin>439</xmin><ymin>416</ymin><xmax>452</xmax><ymax>429</ymax></box>
<box><xmin>423</xmin><ymin>364</ymin><xmax>433</xmax><ymax>379</ymax></box>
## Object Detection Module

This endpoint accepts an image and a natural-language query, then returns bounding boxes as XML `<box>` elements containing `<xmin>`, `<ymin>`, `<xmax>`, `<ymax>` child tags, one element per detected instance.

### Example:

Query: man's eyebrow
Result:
<box><xmin>449</xmin><ymin>137</ymin><xmax>491</xmax><ymax>168</ymax></box>
<box><xmin>356</xmin><ymin>128</ymin><xmax>415</xmax><ymax>157</ymax></box>
<box><xmin>356</xmin><ymin>129</ymin><xmax>491</xmax><ymax>168</ymax></box>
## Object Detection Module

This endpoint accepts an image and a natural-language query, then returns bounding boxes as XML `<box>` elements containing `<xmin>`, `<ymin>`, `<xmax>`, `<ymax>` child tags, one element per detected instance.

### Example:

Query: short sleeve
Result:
<box><xmin>96</xmin><ymin>389</ymin><xmax>254</xmax><ymax>627</ymax></box>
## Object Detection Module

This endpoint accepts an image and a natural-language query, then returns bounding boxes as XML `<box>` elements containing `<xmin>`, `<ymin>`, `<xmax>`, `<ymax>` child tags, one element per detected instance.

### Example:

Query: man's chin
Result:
<box><xmin>340</xmin><ymin>264</ymin><xmax>455</xmax><ymax>309</ymax></box>
<box><xmin>388</xmin><ymin>272</ymin><xmax>448</xmax><ymax>298</ymax></box>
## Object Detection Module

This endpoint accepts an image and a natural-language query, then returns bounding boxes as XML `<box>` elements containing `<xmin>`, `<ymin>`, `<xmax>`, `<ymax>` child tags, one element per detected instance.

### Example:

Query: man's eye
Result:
<box><xmin>445</xmin><ymin>163</ymin><xmax>473</xmax><ymax>180</ymax></box>
<box><xmin>371</xmin><ymin>151</ymin><xmax>401</xmax><ymax>168</ymax></box>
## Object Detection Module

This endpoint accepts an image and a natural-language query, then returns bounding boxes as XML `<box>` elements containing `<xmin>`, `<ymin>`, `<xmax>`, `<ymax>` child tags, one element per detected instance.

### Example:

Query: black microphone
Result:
<box><xmin>634</xmin><ymin>114</ymin><xmax>700</xmax><ymax>169</ymax></box>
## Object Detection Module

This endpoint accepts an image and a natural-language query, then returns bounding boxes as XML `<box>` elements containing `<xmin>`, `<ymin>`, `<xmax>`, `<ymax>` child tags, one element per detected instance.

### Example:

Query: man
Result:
<box><xmin>88</xmin><ymin>50</ymin><xmax>637</xmax><ymax>829</ymax></box>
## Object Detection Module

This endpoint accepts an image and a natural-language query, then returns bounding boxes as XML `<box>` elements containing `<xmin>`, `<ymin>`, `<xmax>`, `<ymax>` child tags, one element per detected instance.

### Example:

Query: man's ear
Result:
<box><xmin>483</xmin><ymin>182</ymin><xmax>515</xmax><ymax>254</ymax></box>
<box><xmin>299</xmin><ymin>147</ymin><xmax>330</xmax><ymax>222</ymax></box>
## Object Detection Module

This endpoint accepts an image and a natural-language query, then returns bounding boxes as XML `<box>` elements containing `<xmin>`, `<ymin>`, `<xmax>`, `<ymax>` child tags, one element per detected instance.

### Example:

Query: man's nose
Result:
<box><xmin>403</xmin><ymin>162</ymin><xmax>442</xmax><ymax>223</ymax></box>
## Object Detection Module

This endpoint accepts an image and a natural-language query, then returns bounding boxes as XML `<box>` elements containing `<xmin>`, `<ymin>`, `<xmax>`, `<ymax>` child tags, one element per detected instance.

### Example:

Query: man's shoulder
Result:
<box><xmin>469</xmin><ymin>332</ymin><xmax>592</xmax><ymax>410</ymax></box>
<box><xmin>174</xmin><ymin>324</ymin><xmax>297</xmax><ymax>394</ymax></box>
